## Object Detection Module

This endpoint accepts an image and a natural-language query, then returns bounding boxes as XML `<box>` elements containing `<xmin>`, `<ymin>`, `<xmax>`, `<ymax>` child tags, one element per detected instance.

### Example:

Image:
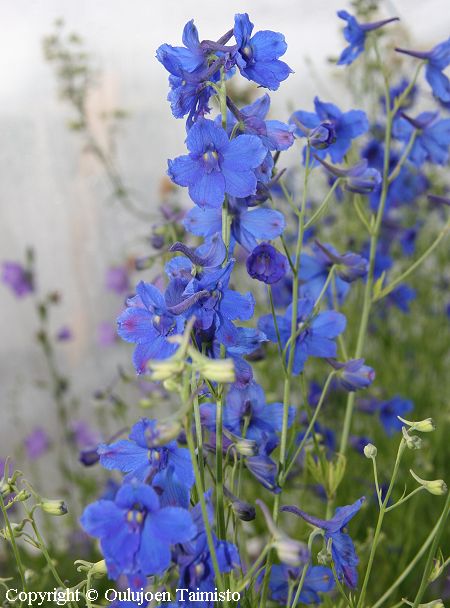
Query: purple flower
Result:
<box><xmin>80</xmin><ymin>482</ymin><xmax>196</xmax><ymax>581</ymax></box>
<box><xmin>24</xmin><ymin>428</ymin><xmax>50</xmax><ymax>460</ymax></box>
<box><xmin>233</xmin><ymin>13</ymin><xmax>292</xmax><ymax>90</ymax></box>
<box><xmin>246</xmin><ymin>243</ymin><xmax>288</xmax><ymax>284</ymax></box>
<box><xmin>282</xmin><ymin>497</ymin><xmax>365</xmax><ymax>588</ymax></box>
<box><xmin>168</xmin><ymin>118</ymin><xmax>267</xmax><ymax>208</ymax></box>
<box><xmin>337</xmin><ymin>11</ymin><xmax>399</xmax><ymax>66</ymax></box>
<box><xmin>56</xmin><ymin>326</ymin><xmax>72</xmax><ymax>342</ymax></box>
<box><xmin>314</xmin><ymin>241</ymin><xmax>368</xmax><ymax>283</ymax></box>
<box><xmin>259</xmin><ymin>299</ymin><xmax>346</xmax><ymax>375</ymax></box>
<box><xmin>315</xmin><ymin>155</ymin><xmax>381</xmax><ymax>194</ymax></box>
<box><xmin>396</xmin><ymin>38</ymin><xmax>450</xmax><ymax>103</ymax></box>
<box><xmin>70</xmin><ymin>420</ymin><xmax>100</xmax><ymax>449</ymax></box>
<box><xmin>2</xmin><ymin>262</ymin><xmax>34</xmax><ymax>298</ymax></box>
<box><xmin>290</xmin><ymin>98</ymin><xmax>369</xmax><ymax>164</ymax></box>
<box><xmin>106</xmin><ymin>265</ymin><xmax>130</xmax><ymax>294</ymax></box>
<box><xmin>117</xmin><ymin>281</ymin><xmax>185</xmax><ymax>374</ymax></box>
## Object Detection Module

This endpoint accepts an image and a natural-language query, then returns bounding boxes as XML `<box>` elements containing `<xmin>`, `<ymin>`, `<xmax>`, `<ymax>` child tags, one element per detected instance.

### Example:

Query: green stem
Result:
<box><xmin>385</xmin><ymin>486</ymin><xmax>425</xmax><ymax>513</ymax></box>
<box><xmin>304</xmin><ymin>178</ymin><xmax>341</xmax><ymax>229</ymax></box>
<box><xmin>356</xmin><ymin>439</ymin><xmax>406</xmax><ymax>608</ymax></box>
<box><xmin>340</xmin><ymin>42</ymin><xmax>394</xmax><ymax>456</ymax></box>
<box><xmin>374</xmin><ymin>221</ymin><xmax>450</xmax><ymax>301</ymax></box>
<box><xmin>259</xmin><ymin>146</ymin><xmax>311</xmax><ymax>608</ymax></box>
<box><xmin>233</xmin><ymin>544</ymin><xmax>272</xmax><ymax>594</ymax></box>
<box><xmin>215</xmin><ymin>388</ymin><xmax>226</xmax><ymax>540</ymax></box>
<box><xmin>0</xmin><ymin>493</ymin><xmax>27</xmax><ymax>604</ymax></box>
<box><xmin>411</xmin><ymin>491</ymin><xmax>450</xmax><ymax>608</ymax></box>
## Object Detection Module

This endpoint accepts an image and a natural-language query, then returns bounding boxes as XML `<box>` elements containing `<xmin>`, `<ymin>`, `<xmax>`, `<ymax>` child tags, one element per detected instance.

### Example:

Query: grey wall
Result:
<box><xmin>1</xmin><ymin>0</ymin><xmax>448</xmax><ymax>457</ymax></box>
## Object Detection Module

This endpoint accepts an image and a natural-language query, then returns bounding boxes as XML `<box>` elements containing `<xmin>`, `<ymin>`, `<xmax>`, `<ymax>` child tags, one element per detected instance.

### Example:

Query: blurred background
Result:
<box><xmin>0</xmin><ymin>0</ymin><xmax>448</xmax><ymax>458</ymax></box>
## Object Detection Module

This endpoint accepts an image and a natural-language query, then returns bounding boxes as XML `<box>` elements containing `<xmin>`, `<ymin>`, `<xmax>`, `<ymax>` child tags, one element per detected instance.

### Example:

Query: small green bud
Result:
<box><xmin>40</xmin><ymin>499</ymin><xmax>68</xmax><ymax>516</ymax></box>
<box><xmin>189</xmin><ymin>348</ymin><xmax>235</xmax><ymax>383</ymax></box>
<box><xmin>0</xmin><ymin>521</ymin><xmax>26</xmax><ymax>540</ymax></box>
<box><xmin>402</xmin><ymin>427</ymin><xmax>422</xmax><ymax>450</ymax></box>
<box><xmin>14</xmin><ymin>490</ymin><xmax>31</xmax><ymax>502</ymax></box>
<box><xmin>151</xmin><ymin>420</ymin><xmax>182</xmax><ymax>446</ymax></box>
<box><xmin>148</xmin><ymin>358</ymin><xmax>184</xmax><ymax>381</ymax></box>
<box><xmin>398</xmin><ymin>416</ymin><xmax>436</xmax><ymax>432</ymax></box>
<box><xmin>428</xmin><ymin>553</ymin><xmax>445</xmax><ymax>583</ymax></box>
<box><xmin>90</xmin><ymin>560</ymin><xmax>107</xmax><ymax>577</ymax></box>
<box><xmin>364</xmin><ymin>443</ymin><xmax>377</xmax><ymax>459</ymax></box>
<box><xmin>410</xmin><ymin>470</ymin><xmax>448</xmax><ymax>496</ymax></box>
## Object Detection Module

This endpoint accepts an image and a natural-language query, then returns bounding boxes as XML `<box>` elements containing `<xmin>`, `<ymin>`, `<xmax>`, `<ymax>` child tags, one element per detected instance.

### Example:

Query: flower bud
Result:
<box><xmin>90</xmin><ymin>560</ymin><xmax>107</xmax><ymax>577</ymax></box>
<box><xmin>13</xmin><ymin>490</ymin><xmax>31</xmax><ymax>502</ymax></box>
<box><xmin>224</xmin><ymin>488</ymin><xmax>255</xmax><ymax>521</ymax></box>
<box><xmin>410</xmin><ymin>470</ymin><xmax>448</xmax><ymax>496</ymax></box>
<box><xmin>189</xmin><ymin>348</ymin><xmax>235</xmax><ymax>383</ymax></box>
<box><xmin>40</xmin><ymin>499</ymin><xmax>68</xmax><ymax>516</ymax></box>
<box><xmin>428</xmin><ymin>554</ymin><xmax>445</xmax><ymax>583</ymax></box>
<box><xmin>364</xmin><ymin>443</ymin><xmax>377</xmax><ymax>459</ymax></box>
<box><xmin>0</xmin><ymin>520</ymin><xmax>26</xmax><ymax>540</ymax></box>
<box><xmin>148</xmin><ymin>420</ymin><xmax>182</xmax><ymax>446</ymax></box>
<box><xmin>398</xmin><ymin>416</ymin><xmax>435</xmax><ymax>432</ymax></box>
<box><xmin>309</xmin><ymin>122</ymin><xmax>336</xmax><ymax>149</ymax></box>
<box><xmin>402</xmin><ymin>427</ymin><xmax>422</xmax><ymax>450</ymax></box>
<box><xmin>148</xmin><ymin>358</ymin><xmax>185</xmax><ymax>381</ymax></box>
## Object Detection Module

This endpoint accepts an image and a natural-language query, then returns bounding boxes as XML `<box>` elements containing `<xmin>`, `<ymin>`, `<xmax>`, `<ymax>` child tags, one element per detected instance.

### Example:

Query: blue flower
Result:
<box><xmin>396</xmin><ymin>38</ymin><xmax>450</xmax><ymax>103</ymax></box>
<box><xmin>97</xmin><ymin>418</ymin><xmax>194</xmax><ymax>508</ymax></box>
<box><xmin>80</xmin><ymin>482</ymin><xmax>196</xmax><ymax>580</ymax></box>
<box><xmin>337</xmin><ymin>11</ymin><xmax>399</xmax><ymax>66</ymax></box>
<box><xmin>117</xmin><ymin>281</ymin><xmax>185</xmax><ymax>374</ymax></box>
<box><xmin>184</xmin><ymin>197</ymin><xmax>285</xmax><ymax>253</ymax></box>
<box><xmin>328</xmin><ymin>358</ymin><xmax>375</xmax><ymax>392</ymax></box>
<box><xmin>313</xmin><ymin>241</ymin><xmax>368</xmax><ymax>283</ymax></box>
<box><xmin>221</xmin><ymin>94</ymin><xmax>295</xmax><ymax>151</ymax></box>
<box><xmin>269</xmin><ymin>564</ymin><xmax>335</xmax><ymax>604</ymax></box>
<box><xmin>282</xmin><ymin>497</ymin><xmax>365</xmax><ymax>588</ymax></box>
<box><xmin>200</xmin><ymin>380</ymin><xmax>294</xmax><ymax>443</ymax></box>
<box><xmin>360</xmin><ymin>396</ymin><xmax>414</xmax><ymax>435</ymax></box>
<box><xmin>259</xmin><ymin>299</ymin><xmax>346</xmax><ymax>375</ymax></box>
<box><xmin>386</xmin><ymin>284</ymin><xmax>416</xmax><ymax>313</ymax></box>
<box><xmin>246</xmin><ymin>243</ymin><xmax>288</xmax><ymax>284</ymax></box>
<box><xmin>315</xmin><ymin>155</ymin><xmax>381</xmax><ymax>194</ymax></box>
<box><xmin>168</xmin><ymin>118</ymin><xmax>267</xmax><ymax>208</ymax></box>
<box><xmin>290</xmin><ymin>97</ymin><xmax>369</xmax><ymax>163</ymax></box>
<box><xmin>233</xmin><ymin>14</ymin><xmax>292</xmax><ymax>90</ymax></box>
<box><xmin>175</xmin><ymin>492</ymin><xmax>240</xmax><ymax>607</ymax></box>
<box><xmin>2</xmin><ymin>261</ymin><xmax>34</xmax><ymax>298</ymax></box>
<box><xmin>393</xmin><ymin>112</ymin><xmax>450</xmax><ymax>166</ymax></box>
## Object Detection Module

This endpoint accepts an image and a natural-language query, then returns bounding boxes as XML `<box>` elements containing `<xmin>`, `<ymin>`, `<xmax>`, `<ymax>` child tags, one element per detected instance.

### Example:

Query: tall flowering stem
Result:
<box><xmin>339</xmin><ymin>48</ymin><xmax>423</xmax><ymax>454</ymax></box>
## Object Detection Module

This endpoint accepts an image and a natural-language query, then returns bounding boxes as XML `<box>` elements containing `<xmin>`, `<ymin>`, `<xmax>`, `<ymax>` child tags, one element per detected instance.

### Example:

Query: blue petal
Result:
<box><xmin>426</xmin><ymin>65</ymin><xmax>450</xmax><ymax>103</ymax></box>
<box><xmin>221</xmin><ymin>289</ymin><xmax>255</xmax><ymax>321</ymax></box>
<box><xmin>243</xmin><ymin>60</ymin><xmax>292</xmax><ymax>91</ymax></box>
<box><xmin>222</xmin><ymin>134</ymin><xmax>267</xmax><ymax>171</ymax></box>
<box><xmin>168</xmin><ymin>154</ymin><xmax>201</xmax><ymax>187</ymax></box>
<box><xmin>182</xmin><ymin>20</ymin><xmax>200</xmax><ymax>51</ymax></box>
<box><xmin>234</xmin><ymin>13</ymin><xmax>253</xmax><ymax>47</ymax></box>
<box><xmin>183</xmin><ymin>206</ymin><xmax>222</xmax><ymax>237</ymax></box>
<box><xmin>189</xmin><ymin>171</ymin><xmax>226</xmax><ymax>208</ymax></box>
<box><xmin>148</xmin><ymin>506</ymin><xmax>196</xmax><ymax>544</ymax></box>
<box><xmin>117</xmin><ymin>308</ymin><xmax>156</xmax><ymax>344</ymax></box>
<box><xmin>186</xmin><ymin>118</ymin><xmax>229</xmax><ymax>154</ymax></box>
<box><xmin>312</xmin><ymin>311</ymin><xmax>347</xmax><ymax>338</ymax></box>
<box><xmin>251</xmin><ymin>30</ymin><xmax>288</xmax><ymax>61</ymax></box>
<box><xmin>137</xmin><ymin>518</ymin><xmax>171</xmax><ymax>575</ymax></box>
<box><xmin>240</xmin><ymin>208</ymin><xmax>285</xmax><ymax>240</ymax></box>
<box><xmin>133</xmin><ymin>336</ymin><xmax>176</xmax><ymax>374</ymax></box>
<box><xmin>136</xmin><ymin>281</ymin><xmax>166</xmax><ymax>312</ymax></box>
<box><xmin>97</xmin><ymin>440</ymin><xmax>148</xmax><ymax>473</ymax></box>
<box><xmin>80</xmin><ymin>500</ymin><xmax>124</xmax><ymax>538</ymax></box>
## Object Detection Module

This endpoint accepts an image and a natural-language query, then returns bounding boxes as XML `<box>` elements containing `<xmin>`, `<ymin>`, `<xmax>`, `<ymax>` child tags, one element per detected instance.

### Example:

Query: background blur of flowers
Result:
<box><xmin>0</xmin><ymin>0</ymin><xmax>448</xmax><ymax>466</ymax></box>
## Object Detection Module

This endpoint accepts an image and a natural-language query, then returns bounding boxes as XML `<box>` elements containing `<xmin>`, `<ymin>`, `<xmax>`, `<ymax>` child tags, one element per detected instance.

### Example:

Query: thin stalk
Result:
<box><xmin>304</xmin><ymin>178</ymin><xmax>341</xmax><ymax>229</ymax></box>
<box><xmin>385</xmin><ymin>486</ymin><xmax>425</xmax><ymax>513</ymax></box>
<box><xmin>356</xmin><ymin>439</ymin><xmax>406</xmax><ymax>608</ymax></box>
<box><xmin>0</xmin><ymin>493</ymin><xmax>27</xmax><ymax>604</ymax></box>
<box><xmin>215</xmin><ymin>388</ymin><xmax>226</xmax><ymax>540</ymax></box>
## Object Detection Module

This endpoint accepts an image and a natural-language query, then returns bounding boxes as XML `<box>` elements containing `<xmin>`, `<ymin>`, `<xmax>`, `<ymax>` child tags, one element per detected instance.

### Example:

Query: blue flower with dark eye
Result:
<box><xmin>97</xmin><ymin>418</ymin><xmax>194</xmax><ymax>508</ymax></box>
<box><xmin>336</xmin><ymin>11</ymin><xmax>399</xmax><ymax>66</ymax></box>
<box><xmin>393</xmin><ymin>112</ymin><xmax>450</xmax><ymax>166</ymax></box>
<box><xmin>246</xmin><ymin>243</ymin><xmax>288</xmax><ymax>284</ymax></box>
<box><xmin>184</xmin><ymin>197</ymin><xmax>285</xmax><ymax>253</ymax></box>
<box><xmin>168</xmin><ymin>118</ymin><xmax>267</xmax><ymax>208</ymax></box>
<box><xmin>117</xmin><ymin>281</ymin><xmax>185</xmax><ymax>374</ymax></box>
<box><xmin>80</xmin><ymin>482</ymin><xmax>196</xmax><ymax>580</ymax></box>
<box><xmin>396</xmin><ymin>38</ymin><xmax>450</xmax><ymax>103</ymax></box>
<box><xmin>200</xmin><ymin>380</ymin><xmax>294</xmax><ymax>443</ymax></box>
<box><xmin>269</xmin><ymin>564</ymin><xmax>335</xmax><ymax>604</ymax></box>
<box><xmin>233</xmin><ymin>13</ymin><xmax>292</xmax><ymax>90</ymax></box>
<box><xmin>290</xmin><ymin>98</ymin><xmax>369</xmax><ymax>164</ymax></box>
<box><xmin>259</xmin><ymin>299</ymin><xmax>346</xmax><ymax>375</ymax></box>
<box><xmin>282</xmin><ymin>497</ymin><xmax>365</xmax><ymax>589</ymax></box>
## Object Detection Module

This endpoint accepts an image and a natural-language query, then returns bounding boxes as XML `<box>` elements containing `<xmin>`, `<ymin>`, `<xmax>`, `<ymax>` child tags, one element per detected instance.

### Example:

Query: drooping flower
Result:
<box><xmin>233</xmin><ymin>13</ymin><xmax>292</xmax><ymax>90</ymax></box>
<box><xmin>315</xmin><ymin>156</ymin><xmax>381</xmax><ymax>194</ymax></box>
<box><xmin>393</xmin><ymin>112</ymin><xmax>450</xmax><ymax>166</ymax></box>
<box><xmin>259</xmin><ymin>299</ymin><xmax>346</xmax><ymax>375</ymax></box>
<box><xmin>246</xmin><ymin>243</ymin><xmax>288</xmax><ymax>284</ymax></box>
<box><xmin>2</xmin><ymin>261</ymin><xmax>34</xmax><ymax>298</ymax></box>
<box><xmin>328</xmin><ymin>358</ymin><xmax>375</xmax><ymax>392</ymax></box>
<box><xmin>168</xmin><ymin>118</ymin><xmax>267</xmax><ymax>208</ymax></box>
<box><xmin>184</xmin><ymin>197</ymin><xmax>285</xmax><ymax>253</ymax></box>
<box><xmin>117</xmin><ymin>281</ymin><xmax>185</xmax><ymax>374</ymax></box>
<box><xmin>282</xmin><ymin>497</ymin><xmax>365</xmax><ymax>588</ymax></box>
<box><xmin>97</xmin><ymin>418</ymin><xmax>194</xmax><ymax>508</ymax></box>
<box><xmin>24</xmin><ymin>428</ymin><xmax>50</xmax><ymax>460</ymax></box>
<box><xmin>269</xmin><ymin>564</ymin><xmax>335</xmax><ymax>604</ymax></box>
<box><xmin>312</xmin><ymin>241</ymin><xmax>368</xmax><ymax>283</ymax></box>
<box><xmin>336</xmin><ymin>10</ymin><xmax>399</xmax><ymax>66</ymax></box>
<box><xmin>396</xmin><ymin>38</ymin><xmax>450</xmax><ymax>103</ymax></box>
<box><xmin>290</xmin><ymin>98</ymin><xmax>369</xmax><ymax>164</ymax></box>
<box><xmin>80</xmin><ymin>482</ymin><xmax>196</xmax><ymax>581</ymax></box>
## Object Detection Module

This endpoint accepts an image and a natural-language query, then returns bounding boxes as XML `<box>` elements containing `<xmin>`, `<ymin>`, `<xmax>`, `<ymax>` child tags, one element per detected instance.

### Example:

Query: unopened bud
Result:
<box><xmin>14</xmin><ymin>490</ymin><xmax>31</xmax><ymax>502</ymax></box>
<box><xmin>189</xmin><ymin>349</ymin><xmax>235</xmax><ymax>383</ymax></box>
<box><xmin>148</xmin><ymin>358</ymin><xmax>184</xmax><ymax>381</ymax></box>
<box><xmin>0</xmin><ymin>521</ymin><xmax>26</xmax><ymax>540</ymax></box>
<box><xmin>402</xmin><ymin>427</ymin><xmax>422</xmax><ymax>450</ymax></box>
<box><xmin>398</xmin><ymin>416</ymin><xmax>435</xmax><ymax>433</ymax></box>
<box><xmin>149</xmin><ymin>420</ymin><xmax>182</xmax><ymax>446</ymax></box>
<box><xmin>91</xmin><ymin>560</ymin><xmax>107</xmax><ymax>577</ymax></box>
<box><xmin>428</xmin><ymin>554</ymin><xmax>445</xmax><ymax>583</ymax></box>
<box><xmin>410</xmin><ymin>470</ymin><xmax>448</xmax><ymax>496</ymax></box>
<box><xmin>364</xmin><ymin>443</ymin><xmax>377</xmax><ymax>459</ymax></box>
<box><xmin>40</xmin><ymin>499</ymin><xmax>68</xmax><ymax>516</ymax></box>
<box><xmin>224</xmin><ymin>487</ymin><xmax>255</xmax><ymax>521</ymax></box>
